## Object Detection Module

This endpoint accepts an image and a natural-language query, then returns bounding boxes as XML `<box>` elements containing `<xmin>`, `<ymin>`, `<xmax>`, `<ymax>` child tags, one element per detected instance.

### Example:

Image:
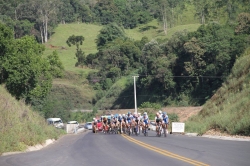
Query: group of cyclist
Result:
<box><xmin>92</xmin><ymin>110</ymin><xmax>169</xmax><ymax>137</ymax></box>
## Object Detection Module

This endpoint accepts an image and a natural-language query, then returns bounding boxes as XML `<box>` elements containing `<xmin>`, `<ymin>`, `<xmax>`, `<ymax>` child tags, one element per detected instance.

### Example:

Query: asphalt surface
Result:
<box><xmin>0</xmin><ymin>130</ymin><xmax>250</xmax><ymax>166</ymax></box>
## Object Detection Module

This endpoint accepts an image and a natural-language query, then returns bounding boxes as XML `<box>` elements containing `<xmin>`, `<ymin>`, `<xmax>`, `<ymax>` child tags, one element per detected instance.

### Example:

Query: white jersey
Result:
<box><xmin>142</xmin><ymin>115</ymin><xmax>148</xmax><ymax>120</ymax></box>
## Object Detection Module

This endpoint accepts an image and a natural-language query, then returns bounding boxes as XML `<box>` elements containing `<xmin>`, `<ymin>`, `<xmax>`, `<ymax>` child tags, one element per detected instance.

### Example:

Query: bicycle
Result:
<box><xmin>126</xmin><ymin>124</ymin><xmax>131</xmax><ymax>136</ymax></box>
<box><xmin>162</xmin><ymin>123</ymin><xmax>168</xmax><ymax>137</ymax></box>
<box><xmin>142</xmin><ymin>124</ymin><xmax>148</xmax><ymax>136</ymax></box>
<box><xmin>134</xmin><ymin>123</ymin><xmax>139</xmax><ymax>136</ymax></box>
<box><xmin>156</xmin><ymin>123</ymin><xmax>162</xmax><ymax>137</ymax></box>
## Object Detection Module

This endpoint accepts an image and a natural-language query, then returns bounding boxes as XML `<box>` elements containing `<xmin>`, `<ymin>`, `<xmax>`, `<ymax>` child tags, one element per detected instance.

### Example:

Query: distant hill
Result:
<box><xmin>186</xmin><ymin>48</ymin><xmax>250</xmax><ymax>136</ymax></box>
<box><xmin>0</xmin><ymin>85</ymin><xmax>64</xmax><ymax>155</ymax></box>
<box><xmin>42</xmin><ymin>21</ymin><xmax>201</xmax><ymax>113</ymax></box>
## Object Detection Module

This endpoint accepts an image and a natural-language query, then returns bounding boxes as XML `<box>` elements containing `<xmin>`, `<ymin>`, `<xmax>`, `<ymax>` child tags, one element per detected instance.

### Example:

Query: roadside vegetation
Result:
<box><xmin>186</xmin><ymin>48</ymin><xmax>250</xmax><ymax>136</ymax></box>
<box><xmin>0</xmin><ymin>86</ymin><xmax>65</xmax><ymax>155</ymax></box>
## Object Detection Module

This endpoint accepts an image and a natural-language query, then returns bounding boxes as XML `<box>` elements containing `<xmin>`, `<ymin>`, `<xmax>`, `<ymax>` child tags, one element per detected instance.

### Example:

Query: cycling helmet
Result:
<box><xmin>128</xmin><ymin>111</ymin><xmax>131</xmax><ymax>114</ymax></box>
<box><xmin>138</xmin><ymin>112</ymin><xmax>141</xmax><ymax>115</ymax></box>
<box><xmin>119</xmin><ymin>114</ymin><xmax>121</xmax><ymax>117</ymax></box>
<box><xmin>93</xmin><ymin>118</ymin><xmax>96</xmax><ymax>120</ymax></box>
<box><xmin>143</xmin><ymin>112</ymin><xmax>147</xmax><ymax>115</ymax></box>
<box><xmin>159</xmin><ymin>110</ymin><xmax>162</xmax><ymax>114</ymax></box>
<box><xmin>163</xmin><ymin>112</ymin><xmax>166</xmax><ymax>115</ymax></box>
<box><xmin>122</xmin><ymin>114</ymin><xmax>125</xmax><ymax>117</ymax></box>
<box><xmin>111</xmin><ymin>114</ymin><xmax>114</xmax><ymax>117</ymax></box>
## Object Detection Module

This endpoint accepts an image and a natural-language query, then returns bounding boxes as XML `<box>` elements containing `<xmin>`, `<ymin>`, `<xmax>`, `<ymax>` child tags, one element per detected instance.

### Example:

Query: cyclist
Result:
<box><xmin>133</xmin><ymin>113</ymin><xmax>140</xmax><ymax>134</ymax></box>
<box><xmin>155</xmin><ymin>112</ymin><xmax>163</xmax><ymax>136</ymax></box>
<box><xmin>107</xmin><ymin>115</ymin><xmax>112</xmax><ymax>131</ymax></box>
<box><xmin>138</xmin><ymin>112</ymin><xmax>142</xmax><ymax>120</ymax></box>
<box><xmin>111</xmin><ymin>114</ymin><xmax>117</xmax><ymax>130</ymax></box>
<box><xmin>162</xmin><ymin>112</ymin><xmax>169</xmax><ymax>135</ymax></box>
<box><xmin>92</xmin><ymin>118</ymin><xmax>97</xmax><ymax>133</ymax></box>
<box><xmin>142</xmin><ymin>112</ymin><xmax>149</xmax><ymax>133</ymax></box>
<box><xmin>118</xmin><ymin>114</ymin><xmax>122</xmax><ymax>124</ymax></box>
<box><xmin>118</xmin><ymin>114</ymin><xmax>123</xmax><ymax>133</ymax></box>
<box><xmin>121</xmin><ymin>114</ymin><xmax>127</xmax><ymax>133</ymax></box>
<box><xmin>102</xmin><ymin>115</ymin><xmax>108</xmax><ymax>133</ymax></box>
<box><xmin>158</xmin><ymin>110</ymin><xmax>163</xmax><ymax>118</ymax></box>
<box><xmin>126</xmin><ymin>112</ymin><xmax>133</xmax><ymax>132</ymax></box>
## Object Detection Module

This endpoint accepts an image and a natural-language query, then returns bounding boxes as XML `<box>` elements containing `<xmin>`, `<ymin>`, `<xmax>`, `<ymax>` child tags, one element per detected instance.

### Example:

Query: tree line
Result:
<box><xmin>85</xmin><ymin>13</ymin><xmax>250</xmax><ymax>107</ymax></box>
<box><xmin>1</xmin><ymin>0</ymin><xmax>249</xmax><ymax>43</ymax></box>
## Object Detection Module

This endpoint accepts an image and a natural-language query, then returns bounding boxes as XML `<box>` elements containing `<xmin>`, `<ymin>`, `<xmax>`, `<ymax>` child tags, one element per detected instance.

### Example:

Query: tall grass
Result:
<box><xmin>0</xmin><ymin>86</ymin><xmax>65</xmax><ymax>155</ymax></box>
<box><xmin>185</xmin><ymin>48</ymin><xmax>250</xmax><ymax>135</ymax></box>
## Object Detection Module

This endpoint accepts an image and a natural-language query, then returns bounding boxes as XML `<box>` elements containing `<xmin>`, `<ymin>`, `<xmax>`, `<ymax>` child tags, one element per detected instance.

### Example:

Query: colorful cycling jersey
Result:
<box><xmin>162</xmin><ymin>115</ymin><xmax>169</xmax><ymax>124</ymax></box>
<box><xmin>143</xmin><ymin>115</ymin><xmax>148</xmax><ymax>119</ymax></box>
<box><xmin>103</xmin><ymin>117</ymin><xmax>107</xmax><ymax>123</ymax></box>
<box><xmin>112</xmin><ymin>117</ymin><xmax>117</xmax><ymax>124</ymax></box>
<box><xmin>107</xmin><ymin>118</ymin><xmax>111</xmax><ymax>124</ymax></box>
<box><xmin>118</xmin><ymin>116</ymin><xmax>122</xmax><ymax>122</ymax></box>
<box><xmin>143</xmin><ymin>118</ymin><xmax>149</xmax><ymax>124</ymax></box>
<box><xmin>126</xmin><ymin>114</ymin><xmax>133</xmax><ymax>123</ymax></box>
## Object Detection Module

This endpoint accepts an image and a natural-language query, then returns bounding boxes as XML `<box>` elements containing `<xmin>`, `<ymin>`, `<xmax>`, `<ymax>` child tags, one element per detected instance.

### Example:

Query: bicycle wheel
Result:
<box><xmin>157</xmin><ymin>126</ymin><xmax>161</xmax><ymax>137</ymax></box>
<box><xmin>135</xmin><ymin>126</ymin><xmax>138</xmax><ymax>136</ymax></box>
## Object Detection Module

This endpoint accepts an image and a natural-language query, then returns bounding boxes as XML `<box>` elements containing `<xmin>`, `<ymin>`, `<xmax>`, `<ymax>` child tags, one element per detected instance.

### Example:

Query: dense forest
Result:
<box><xmin>1</xmin><ymin>0</ymin><xmax>250</xmax><ymax>42</ymax></box>
<box><xmin>1</xmin><ymin>0</ymin><xmax>250</xmax><ymax>121</ymax></box>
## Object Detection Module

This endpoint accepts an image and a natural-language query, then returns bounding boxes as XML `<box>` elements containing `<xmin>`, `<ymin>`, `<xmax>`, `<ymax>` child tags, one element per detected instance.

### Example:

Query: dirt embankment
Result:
<box><xmin>98</xmin><ymin>106</ymin><xmax>203</xmax><ymax>122</ymax></box>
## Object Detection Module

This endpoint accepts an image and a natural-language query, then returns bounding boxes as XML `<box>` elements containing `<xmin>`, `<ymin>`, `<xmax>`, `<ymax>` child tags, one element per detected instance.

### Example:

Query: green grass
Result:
<box><xmin>125</xmin><ymin>19</ymin><xmax>201</xmax><ymax>41</ymax></box>
<box><xmin>185</xmin><ymin>47</ymin><xmax>250</xmax><ymax>136</ymax></box>
<box><xmin>44</xmin><ymin>21</ymin><xmax>201</xmax><ymax>73</ymax></box>
<box><xmin>44</xmin><ymin>23</ymin><xmax>102</xmax><ymax>73</ymax></box>
<box><xmin>0</xmin><ymin>85</ymin><xmax>65</xmax><ymax>155</ymax></box>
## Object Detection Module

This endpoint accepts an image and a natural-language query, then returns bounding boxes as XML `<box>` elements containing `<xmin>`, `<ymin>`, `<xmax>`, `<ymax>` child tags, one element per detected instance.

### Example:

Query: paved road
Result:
<box><xmin>0</xmin><ymin>130</ymin><xmax>250</xmax><ymax>166</ymax></box>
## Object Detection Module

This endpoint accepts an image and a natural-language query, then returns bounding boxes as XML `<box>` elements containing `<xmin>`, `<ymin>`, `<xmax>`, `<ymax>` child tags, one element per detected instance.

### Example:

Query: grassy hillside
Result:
<box><xmin>185</xmin><ymin>48</ymin><xmax>250</xmax><ymax>136</ymax></box>
<box><xmin>0</xmin><ymin>86</ymin><xmax>64</xmax><ymax>155</ymax></box>
<box><xmin>42</xmin><ymin>20</ymin><xmax>201</xmax><ymax>111</ymax></box>
<box><xmin>44</xmin><ymin>20</ymin><xmax>201</xmax><ymax>73</ymax></box>
<box><xmin>44</xmin><ymin>23</ymin><xmax>102</xmax><ymax>74</ymax></box>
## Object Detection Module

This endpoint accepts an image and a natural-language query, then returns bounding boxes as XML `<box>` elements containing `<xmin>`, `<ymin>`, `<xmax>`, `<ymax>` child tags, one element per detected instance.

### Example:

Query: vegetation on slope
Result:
<box><xmin>0</xmin><ymin>85</ymin><xmax>64</xmax><ymax>155</ymax></box>
<box><xmin>186</xmin><ymin>48</ymin><xmax>250</xmax><ymax>136</ymax></box>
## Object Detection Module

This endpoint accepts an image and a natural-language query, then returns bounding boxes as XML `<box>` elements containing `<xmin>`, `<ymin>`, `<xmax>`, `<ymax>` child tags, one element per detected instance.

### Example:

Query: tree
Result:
<box><xmin>0</xmin><ymin>23</ymin><xmax>14</xmax><ymax>83</ymax></box>
<box><xmin>235</xmin><ymin>12</ymin><xmax>250</xmax><ymax>34</ymax></box>
<box><xmin>4</xmin><ymin>36</ymin><xmax>52</xmax><ymax>102</ymax></box>
<box><xmin>17</xmin><ymin>0</ymin><xmax>61</xmax><ymax>43</ymax></box>
<box><xmin>96</xmin><ymin>23</ymin><xmax>126</xmax><ymax>50</ymax></box>
<box><xmin>157</xmin><ymin>0</ymin><xmax>170</xmax><ymax>35</ymax></box>
<box><xmin>46</xmin><ymin>51</ymin><xmax>64</xmax><ymax>78</ymax></box>
<box><xmin>193</xmin><ymin>0</ymin><xmax>209</xmax><ymax>24</ymax></box>
<box><xmin>66</xmin><ymin>35</ymin><xmax>86</xmax><ymax>67</ymax></box>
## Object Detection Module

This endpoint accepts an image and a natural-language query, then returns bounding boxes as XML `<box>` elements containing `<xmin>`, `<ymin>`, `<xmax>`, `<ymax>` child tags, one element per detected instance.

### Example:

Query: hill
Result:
<box><xmin>185</xmin><ymin>48</ymin><xmax>250</xmax><ymax>136</ymax></box>
<box><xmin>42</xmin><ymin>21</ymin><xmax>201</xmax><ymax>115</ymax></box>
<box><xmin>44</xmin><ymin>20</ymin><xmax>201</xmax><ymax>73</ymax></box>
<box><xmin>0</xmin><ymin>85</ymin><xmax>64</xmax><ymax>155</ymax></box>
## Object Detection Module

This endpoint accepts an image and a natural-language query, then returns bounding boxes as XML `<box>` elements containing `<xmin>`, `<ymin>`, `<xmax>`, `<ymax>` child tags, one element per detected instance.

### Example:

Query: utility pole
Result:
<box><xmin>133</xmin><ymin>76</ymin><xmax>139</xmax><ymax>114</ymax></box>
